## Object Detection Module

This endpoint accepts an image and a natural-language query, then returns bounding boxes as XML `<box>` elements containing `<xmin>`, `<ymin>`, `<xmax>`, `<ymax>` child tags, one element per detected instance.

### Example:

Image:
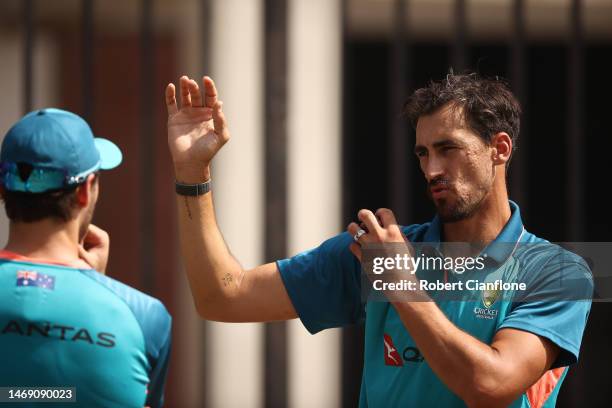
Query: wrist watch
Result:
<box><xmin>175</xmin><ymin>179</ymin><xmax>212</xmax><ymax>196</ymax></box>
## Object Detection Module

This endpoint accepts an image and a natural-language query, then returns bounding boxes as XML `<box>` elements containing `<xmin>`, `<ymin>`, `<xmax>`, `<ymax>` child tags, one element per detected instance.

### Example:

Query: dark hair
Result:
<box><xmin>404</xmin><ymin>73</ymin><xmax>521</xmax><ymax>152</ymax></box>
<box><xmin>1</xmin><ymin>164</ymin><xmax>96</xmax><ymax>222</ymax></box>
<box><xmin>2</xmin><ymin>188</ymin><xmax>80</xmax><ymax>222</ymax></box>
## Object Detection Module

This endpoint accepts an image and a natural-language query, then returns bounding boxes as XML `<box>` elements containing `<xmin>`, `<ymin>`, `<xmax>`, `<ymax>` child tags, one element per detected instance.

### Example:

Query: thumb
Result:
<box><xmin>78</xmin><ymin>245</ymin><xmax>95</xmax><ymax>266</ymax></box>
<box><xmin>212</xmin><ymin>101</ymin><xmax>230</xmax><ymax>144</ymax></box>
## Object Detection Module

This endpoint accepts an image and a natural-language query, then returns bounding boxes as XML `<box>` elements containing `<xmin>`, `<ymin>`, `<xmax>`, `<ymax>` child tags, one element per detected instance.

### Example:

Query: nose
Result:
<box><xmin>422</xmin><ymin>155</ymin><xmax>445</xmax><ymax>183</ymax></box>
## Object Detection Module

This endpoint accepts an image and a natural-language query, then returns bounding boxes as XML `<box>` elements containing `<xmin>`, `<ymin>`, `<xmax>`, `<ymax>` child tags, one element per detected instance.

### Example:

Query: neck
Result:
<box><xmin>4</xmin><ymin>219</ymin><xmax>81</xmax><ymax>264</ymax></box>
<box><xmin>442</xmin><ymin>181</ymin><xmax>511</xmax><ymax>244</ymax></box>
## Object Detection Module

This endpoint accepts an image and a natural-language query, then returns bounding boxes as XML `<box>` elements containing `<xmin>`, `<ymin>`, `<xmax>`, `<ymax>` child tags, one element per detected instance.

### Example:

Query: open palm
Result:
<box><xmin>165</xmin><ymin>76</ymin><xmax>230</xmax><ymax>168</ymax></box>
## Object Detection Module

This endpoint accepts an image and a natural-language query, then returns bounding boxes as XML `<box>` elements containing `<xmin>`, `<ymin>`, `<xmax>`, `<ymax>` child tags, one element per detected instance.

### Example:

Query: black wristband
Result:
<box><xmin>175</xmin><ymin>179</ymin><xmax>212</xmax><ymax>196</ymax></box>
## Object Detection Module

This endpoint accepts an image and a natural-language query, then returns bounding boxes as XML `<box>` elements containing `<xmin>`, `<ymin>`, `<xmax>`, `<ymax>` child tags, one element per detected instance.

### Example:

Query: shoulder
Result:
<box><xmin>513</xmin><ymin>232</ymin><xmax>593</xmax><ymax>298</ymax></box>
<box><xmin>401</xmin><ymin>223</ymin><xmax>430</xmax><ymax>241</ymax></box>
<box><xmin>518</xmin><ymin>232</ymin><xmax>591</xmax><ymax>274</ymax></box>
<box><xmin>80</xmin><ymin>270</ymin><xmax>172</xmax><ymax>353</ymax></box>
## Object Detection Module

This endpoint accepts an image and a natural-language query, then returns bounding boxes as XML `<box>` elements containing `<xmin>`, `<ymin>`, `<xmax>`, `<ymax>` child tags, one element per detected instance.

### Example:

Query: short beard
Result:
<box><xmin>437</xmin><ymin>193</ymin><xmax>486</xmax><ymax>223</ymax></box>
<box><xmin>428</xmin><ymin>185</ymin><xmax>489</xmax><ymax>223</ymax></box>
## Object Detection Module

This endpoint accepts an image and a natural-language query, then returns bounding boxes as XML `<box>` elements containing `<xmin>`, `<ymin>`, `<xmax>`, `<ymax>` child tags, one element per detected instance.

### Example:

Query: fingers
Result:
<box><xmin>79</xmin><ymin>224</ymin><xmax>110</xmax><ymax>274</ymax></box>
<box><xmin>349</xmin><ymin>208</ymin><xmax>404</xmax><ymax>243</ymax></box>
<box><xmin>82</xmin><ymin>224</ymin><xmax>109</xmax><ymax>248</ymax></box>
<box><xmin>347</xmin><ymin>222</ymin><xmax>362</xmax><ymax>237</ymax></box>
<box><xmin>169</xmin><ymin>75</ymin><xmax>219</xmax><ymax>116</ymax></box>
<box><xmin>349</xmin><ymin>242</ymin><xmax>362</xmax><ymax>262</ymax></box>
<box><xmin>212</xmin><ymin>101</ymin><xmax>230</xmax><ymax>143</ymax></box>
<box><xmin>347</xmin><ymin>221</ymin><xmax>369</xmax><ymax>250</ymax></box>
<box><xmin>203</xmin><ymin>76</ymin><xmax>218</xmax><ymax>108</ymax></box>
<box><xmin>78</xmin><ymin>244</ymin><xmax>106</xmax><ymax>275</ymax></box>
<box><xmin>358</xmin><ymin>209</ymin><xmax>384</xmax><ymax>235</ymax></box>
<box><xmin>84</xmin><ymin>223</ymin><xmax>103</xmax><ymax>237</ymax></box>
<box><xmin>165</xmin><ymin>84</ymin><xmax>178</xmax><ymax>115</ymax></box>
<box><xmin>170</xmin><ymin>74</ymin><xmax>218</xmax><ymax>111</ymax></box>
<box><xmin>78</xmin><ymin>245</ymin><xmax>94</xmax><ymax>264</ymax></box>
<box><xmin>188</xmin><ymin>79</ymin><xmax>203</xmax><ymax>107</ymax></box>
<box><xmin>180</xmin><ymin>76</ymin><xmax>192</xmax><ymax>107</ymax></box>
<box><xmin>375</xmin><ymin>208</ymin><xmax>397</xmax><ymax>228</ymax></box>
<box><xmin>346</xmin><ymin>223</ymin><xmax>364</xmax><ymax>260</ymax></box>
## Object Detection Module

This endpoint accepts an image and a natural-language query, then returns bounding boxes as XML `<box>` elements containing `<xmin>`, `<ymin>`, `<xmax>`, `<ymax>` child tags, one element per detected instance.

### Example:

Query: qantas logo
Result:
<box><xmin>383</xmin><ymin>333</ymin><xmax>425</xmax><ymax>366</ymax></box>
<box><xmin>1</xmin><ymin>319</ymin><xmax>116</xmax><ymax>348</ymax></box>
<box><xmin>383</xmin><ymin>334</ymin><xmax>403</xmax><ymax>366</ymax></box>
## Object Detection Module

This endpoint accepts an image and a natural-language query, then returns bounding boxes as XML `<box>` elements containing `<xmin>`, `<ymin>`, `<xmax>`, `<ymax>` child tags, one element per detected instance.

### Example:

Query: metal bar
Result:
<box><xmin>201</xmin><ymin>0</ymin><xmax>211</xmax><ymax>74</ymax></box>
<box><xmin>199</xmin><ymin>2</ymin><xmax>212</xmax><ymax>405</ymax></box>
<box><xmin>509</xmin><ymin>0</ymin><xmax>527</xmax><ymax>213</ymax></box>
<box><xmin>389</xmin><ymin>0</ymin><xmax>410</xmax><ymax>223</ymax></box>
<box><xmin>567</xmin><ymin>0</ymin><xmax>584</xmax><ymax>240</ymax></box>
<box><xmin>82</xmin><ymin>0</ymin><xmax>94</xmax><ymax>122</ymax></box>
<box><xmin>565</xmin><ymin>1</ymin><xmax>586</xmax><ymax>401</ymax></box>
<box><xmin>341</xmin><ymin>0</ymin><xmax>365</xmax><ymax>406</ymax></box>
<box><xmin>340</xmin><ymin>0</ymin><xmax>352</xmax><ymax>225</ymax></box>
<box><xmin>140</xmin><ymin>0</ymin><xmax>155</xmax><ymax>292</ymax></box>
<box><xmin>23</xmin><ymin>0</ymin><xmax>34</xmax><ymax>114</ymax></box>
<box><xmin>199</xmin><ymin>1</ymin><xmax>212</xmax><ymax>407</ymax></box>
<box><xmin>453</xmin><ymin>0</ymin><xmax>467</xmax><ymax>72</ymax></box>
<box><xmin>264</xmin><ymin>0</ymin><xmax>288</xmax><ymax>406</ymax></box>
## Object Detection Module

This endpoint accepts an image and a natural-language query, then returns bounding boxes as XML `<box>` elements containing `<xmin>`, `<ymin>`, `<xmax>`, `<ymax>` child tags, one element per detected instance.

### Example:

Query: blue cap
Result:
<box><xmin>0</xmin><ymin>108</ymin><xmax>122</xmax><ymax>193</ymax></box>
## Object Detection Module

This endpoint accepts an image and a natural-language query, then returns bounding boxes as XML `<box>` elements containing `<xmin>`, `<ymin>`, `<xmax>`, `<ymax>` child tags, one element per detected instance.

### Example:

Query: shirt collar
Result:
<box><xmin>421</xmin><ymin>200</ymin><xmax>526</xmax><ymax>265</ymax></box>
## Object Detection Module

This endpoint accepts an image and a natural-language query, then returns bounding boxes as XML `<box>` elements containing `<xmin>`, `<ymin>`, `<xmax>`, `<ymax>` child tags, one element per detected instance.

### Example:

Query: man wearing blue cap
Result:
<box><xmin>0</xmin><ymin>108</ymin><xmax>171</xmax><ymax>408</ymax></box>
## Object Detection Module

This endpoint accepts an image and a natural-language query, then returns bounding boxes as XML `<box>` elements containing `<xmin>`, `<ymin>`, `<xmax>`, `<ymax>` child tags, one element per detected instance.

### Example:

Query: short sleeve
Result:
<box><xmin>145</xmin><ymin>327</ymin><xmax>171</xmax><ymax>408</ymax></box>
<box><xmin>142</xmin><ymin>300</ymin><xmax>172</xmax><ymax>408</ymax></box>
<box><xmin>498</xmin><ymin>255</ymin><xmax>593</xmax><ymax>368</ymax></box>
<box><xmin>277</xmin><ymin>232</ymin><xmax>364</xmax><ymax>334</ymax></box>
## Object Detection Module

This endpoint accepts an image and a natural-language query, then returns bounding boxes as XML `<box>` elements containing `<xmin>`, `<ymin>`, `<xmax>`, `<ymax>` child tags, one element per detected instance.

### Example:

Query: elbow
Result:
<box><xmin>463</xmin><ymin>377</ymin><xmax>516</xmax><ymax>408</ymax></box>
<box><xmin>194</xmin><ymin>295</ymin><xmax>225</xmax><ymax>321</ymax></box>
<box><xmin>190</xmin><ymin>288</ymin><xmax>220</xmax><ymax>320</ymax></box>
<box><xmin>189</xmin><ymin>268</ymin><xmax>245</xmax><ymax>320</ymax></box>
<box><xmin>194</xmin><ymin>299</ymin><xmax>214</xmax><ymax>320</ymax></box>
<box><xmin>193</xmin><ymin>290</ymin><xmax>241</xmax><ymax>321</ymax></box>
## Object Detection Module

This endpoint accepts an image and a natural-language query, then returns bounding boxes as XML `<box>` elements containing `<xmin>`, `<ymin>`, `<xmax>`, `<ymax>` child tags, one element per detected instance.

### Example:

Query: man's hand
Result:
<box><xmin>347</xmin><ymin>208</ymin><xmax>427</xmax><ymax>302</ymax></box>
<box><xmin>165</xmin><ymin>75</ymin><xmax>230</xmax><ymax>182</ymax></box>
<box><xmin>79</xmin><ymin>224</ymin><xmax>110</xmax><ymax>274</ymax></box>
<box><xmin>347</xmin><ymin>208</ymin><xmax>408</xmax><ymax>261</ymax></box>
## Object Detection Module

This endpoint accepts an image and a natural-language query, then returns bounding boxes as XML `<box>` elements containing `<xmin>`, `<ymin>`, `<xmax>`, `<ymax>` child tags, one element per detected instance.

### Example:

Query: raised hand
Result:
<box><xmin>165</xmin><ymin>76</ymin><xmax>230</xmax><ymax>182</ymax></box>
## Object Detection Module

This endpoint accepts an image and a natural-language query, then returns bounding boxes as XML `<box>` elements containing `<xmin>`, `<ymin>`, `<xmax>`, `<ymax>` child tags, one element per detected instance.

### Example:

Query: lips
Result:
<box><xmin>430</xmin><ymin>184</ymin><xmax>450</xmax><ymax>198</ymax></box>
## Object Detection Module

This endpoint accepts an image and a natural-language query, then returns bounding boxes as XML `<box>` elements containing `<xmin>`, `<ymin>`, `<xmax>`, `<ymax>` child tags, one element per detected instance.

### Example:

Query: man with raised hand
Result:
<box><xmin>0</xmin><ymin>108</ymin><xmax>171</xmax><ymax>408</ymax></box>
<box><xmin>167</xmin><ymin>74</ymin><xmax>592</xmax><ymax>407</ymax></box>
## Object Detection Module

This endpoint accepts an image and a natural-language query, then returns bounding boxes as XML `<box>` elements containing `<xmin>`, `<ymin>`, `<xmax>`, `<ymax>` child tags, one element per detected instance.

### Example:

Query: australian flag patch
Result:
<box><xmin>16</xmin><ymin>270</ymin><xmax>55</xmax><ymax>290</ymax></box>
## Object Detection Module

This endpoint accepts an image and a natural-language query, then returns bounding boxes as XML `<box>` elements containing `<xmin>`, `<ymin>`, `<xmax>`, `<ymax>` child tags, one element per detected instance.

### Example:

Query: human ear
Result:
<box><xmin>75</xmin><ymin>173</ymin><xmax>97</xmax><ymax>208</ymax></box>
<box><xmin>490</xmin><ymin>132</ymin><xmax>512</xmax><ymax>165</ymax></box>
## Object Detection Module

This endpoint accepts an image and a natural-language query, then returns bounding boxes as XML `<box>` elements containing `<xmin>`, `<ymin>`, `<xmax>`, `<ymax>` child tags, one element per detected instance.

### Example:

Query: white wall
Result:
<box><xmin>0</xmin><ymin>32</ymin><xmax>59</xmax><ymax>246</ymax></box>
<box><xmin>207</xmin><ymin>0</ymin><xmax>265</xmax><ymax>407</ymax></box>
<box><xmin>288</xmin><ymin>0</ymin><xmax>343</xmax><ymax>407</ymax></box>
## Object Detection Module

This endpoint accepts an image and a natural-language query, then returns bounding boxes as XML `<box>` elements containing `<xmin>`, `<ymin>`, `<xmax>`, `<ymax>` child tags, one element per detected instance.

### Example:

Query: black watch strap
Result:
<box><xmin>175</xmin><ymin>179</ymin><xmax>211</xmax><ymax>196</ymax></box>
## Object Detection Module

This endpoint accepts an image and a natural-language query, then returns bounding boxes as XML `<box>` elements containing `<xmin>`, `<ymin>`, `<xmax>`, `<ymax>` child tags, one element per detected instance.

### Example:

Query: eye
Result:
<box><xmin>415</xmin><ymin>150</ymin><xmax>427</xmax><ymax>158</ymax></box>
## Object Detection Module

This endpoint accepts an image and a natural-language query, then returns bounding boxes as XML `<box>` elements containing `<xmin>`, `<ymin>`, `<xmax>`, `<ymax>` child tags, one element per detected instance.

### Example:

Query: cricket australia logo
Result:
<box><xmin>482</xmin><ymin>288</ymin><xmax>500</xmax><ymax>308</ymax></box>
<box><xmin>473</xmin><ymin>288</ymin><xmax>500</xmax><ymax>320</ymax></box>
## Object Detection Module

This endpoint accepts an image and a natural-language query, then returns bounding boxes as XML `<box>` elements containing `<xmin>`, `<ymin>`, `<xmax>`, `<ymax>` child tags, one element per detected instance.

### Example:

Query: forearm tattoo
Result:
<box><xmin>222</xmin><ymin>273</ymin><xmax>233</xmax><ymax>287</ymax></box>
<box><xmin>184</xmin><ymin>196</ymin><xmax>192</xmax><ymax>219</ymax></box>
